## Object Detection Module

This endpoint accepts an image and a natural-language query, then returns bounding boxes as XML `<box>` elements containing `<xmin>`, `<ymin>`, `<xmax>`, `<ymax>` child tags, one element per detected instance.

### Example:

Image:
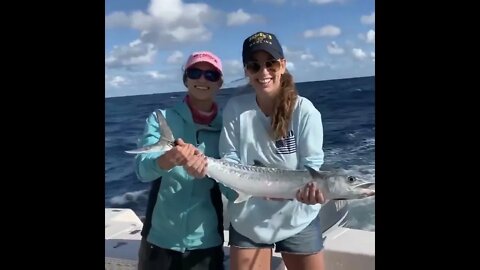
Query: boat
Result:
<box><xmin>105</xmin><ymin>198</ymin><xmax>375</xmax><ymax>270</ymax></box>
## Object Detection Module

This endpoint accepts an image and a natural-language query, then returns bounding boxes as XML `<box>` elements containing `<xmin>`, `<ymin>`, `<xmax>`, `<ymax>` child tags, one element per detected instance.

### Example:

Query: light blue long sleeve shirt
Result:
<box><xmin>219</xmin><ymin>93</ymin><xmax>325</xmax><ymax>244</ymax></box>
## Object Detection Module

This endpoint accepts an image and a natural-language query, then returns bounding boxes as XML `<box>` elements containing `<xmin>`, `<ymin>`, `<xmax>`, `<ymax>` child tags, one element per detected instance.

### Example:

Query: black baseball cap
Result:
<box><xmin>242</xmin><ymin>31</ymin><xmax>284</xmax><ymax>65</ymax></box>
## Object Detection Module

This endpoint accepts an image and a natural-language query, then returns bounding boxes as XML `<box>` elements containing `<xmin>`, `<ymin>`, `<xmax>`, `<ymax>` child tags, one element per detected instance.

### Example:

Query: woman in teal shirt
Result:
<box><xmin>134</xmin><ymin>51</ymin><xmax>226</xmax><ymax>270</ymax></box>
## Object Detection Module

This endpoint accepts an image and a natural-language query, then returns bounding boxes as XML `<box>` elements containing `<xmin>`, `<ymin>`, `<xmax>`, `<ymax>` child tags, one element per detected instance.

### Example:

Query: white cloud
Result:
<box><xmin>358</xmin><ymin>29</ymin><xmax>375</xmax><ymax>45</ymax></box>
<box><xmin>105</xmin><ymin>0</ymin><xmax>222</xmax><ymax>48</ymax></box>
<box><xmin>327</xmin><ymin>41</ymin><xmax>345</xmax><ymax>55</ymax></box>
<box><xmin>167</xmin><ymin>51</ymin><xmax>184</xmax><ymax>64</ymax></box>
<box><xmin>352</xmin><ymin>48</ymin><xmax>367</xmax><ymax>60</ymax></box>
<box><xmin>129</xmin><ymin>39</ymin><xmax>142</xmax><ymax>47</ymax></box>
<box><xmin>300</xmin><ymin>53</ymin><xmax>314</xmax><ymax>60</ymax></box>
<box><xmin>166</xmin><ymin>27</ymin><xmax>211</xmax><ymax>43</ymax></box>
<box><xmin>283</xmin><ymin>46</ymin><xmax>315</xmax><ymax>62</ymax></box>
<box><xmin>148</xmin><ymin>0</ymin><xmax>183</xmax><ymax>24</ymax></box>
<box><xmin>361</xmin><ymin>12</ymin><xmax>375</xmax><ymax>25</ymax></box>
<box><xmin>129</xmin><ymin>11</ymin><xmax>156</xmax><ymax>30</ymax></box>
<box><xmin>223</xmin><ymin>60</ymin><xmax>244</xmax><ymax>76</ymax></box>
<box><xmin>310</xmin><ymin>61</ymin><xmax>327</xmax><ymax>68</ymax></box>
<box><xmin>226</xmin><ymin>9</ymin><xmax>265</xmax><ymax>26</ymax></box>
<box><xmin>109</xmin><ymin>76</ymin><xmax>128</xmax><ymax>87</ymax></box>
<box><xmin>105</xmin><ymin>42</ymin><xmax>157</xmax><ymax>69</ymax></box>
<box><xmin>366</xmin><ymin>29</ymin><xmax>375</xmax><ymax>44</ymax></box>
<box><xmin>105</xmin><ymin>11</ymin><xmax>131</xmax><ymax>28</ymax></box>
<box><xmin>106</xmin><ymin>0</ymin><xmax>375</xmax><ymax>97</ymax></box>
<box><xmin>147</xmin><ymin>71</ymin><xmax>168</xmax><ymax>79</ymax></box>
<box><xmin>105</xmin><ymin>71</ymin><xmax>183</xmax><ymax>97</ymax></box>
<box><xmin>304</xmin><ymin>25</ymin><xmax>341</xmax><ymax>38</ymax></box>
<box><xmin>286</xmin><ymin>62</ymin><xmax>295</xmax><ymax>71</ymax></box>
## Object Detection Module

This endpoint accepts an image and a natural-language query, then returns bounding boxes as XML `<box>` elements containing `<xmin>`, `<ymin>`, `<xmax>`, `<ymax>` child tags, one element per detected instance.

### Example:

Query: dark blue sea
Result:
<box><xmin>105</xmin><ymin>76</ymin><xmax>375</xmax><ymax>232</ymax></box>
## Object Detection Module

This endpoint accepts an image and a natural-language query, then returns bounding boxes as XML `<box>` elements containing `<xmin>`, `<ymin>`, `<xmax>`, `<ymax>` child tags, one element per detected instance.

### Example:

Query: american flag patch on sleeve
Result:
<box><xmin>274</xmin><ymin>130</ymin><xmax>296</xmax><ymax>154</ymax></box>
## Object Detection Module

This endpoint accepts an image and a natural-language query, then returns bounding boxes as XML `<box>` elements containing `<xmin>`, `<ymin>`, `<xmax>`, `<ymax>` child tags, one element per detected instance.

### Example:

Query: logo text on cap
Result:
<box><xmin>248</xmin><ymin>32</ymin><xmax>273</xmax><ymax>47</ymax></box>
<box><xmin>192</xmin><ymin>53</ymin><xmax>218</xmax><ymax>63</ymax></box>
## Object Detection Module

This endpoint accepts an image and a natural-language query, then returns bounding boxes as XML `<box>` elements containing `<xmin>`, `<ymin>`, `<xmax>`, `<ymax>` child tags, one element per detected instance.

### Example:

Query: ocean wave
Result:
<box><xmin>108</xmin><ymin>189</ymin><xmax>149</xmax><ymax>208</ymax></box>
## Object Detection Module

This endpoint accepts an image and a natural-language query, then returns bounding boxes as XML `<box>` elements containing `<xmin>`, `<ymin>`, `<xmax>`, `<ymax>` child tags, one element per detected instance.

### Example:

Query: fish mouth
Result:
<box><xmin>354</xmin><ymin>182</ymin><xmax>375</xmax><ymax>189</ymax></box>
<box><xmin>360</xmin><ymin>189</ymin><xmax>375</xmax><ymax>197</ymax></box>
<box><xmin>354</xmin><ymin>182</ymin><xmax>375</xmax><ymax>197</ymax></box>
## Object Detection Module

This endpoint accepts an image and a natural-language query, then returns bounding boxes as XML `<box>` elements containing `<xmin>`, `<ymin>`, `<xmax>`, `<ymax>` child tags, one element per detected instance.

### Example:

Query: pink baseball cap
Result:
<box><xmin>185</xmin><ymin>51</ymin><xmax>223</xmax><ymax>75</ymax></box>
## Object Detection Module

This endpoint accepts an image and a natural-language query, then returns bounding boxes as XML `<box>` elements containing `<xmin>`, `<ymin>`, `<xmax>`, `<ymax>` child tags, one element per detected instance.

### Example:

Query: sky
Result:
<box><xmin>105</xmin><ymin>0</ymin><xmax>375</xmax><ymax>97</ymax></box>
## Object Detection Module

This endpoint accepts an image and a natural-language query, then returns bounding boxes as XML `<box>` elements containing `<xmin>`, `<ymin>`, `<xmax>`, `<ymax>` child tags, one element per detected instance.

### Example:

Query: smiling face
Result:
<box><xmin>244</xmin><ymin>50</ymin><xmax>286</xmax><ymax>98</ymax></box>
<box><xmin>185</xmin><ymin>62</ymin><xmax>223</xmax><ymax>102</ymax></box>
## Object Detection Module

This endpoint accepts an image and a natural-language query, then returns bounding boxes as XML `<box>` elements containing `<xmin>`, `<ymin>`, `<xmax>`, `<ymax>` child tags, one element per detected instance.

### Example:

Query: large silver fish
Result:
<box><xmin>126</xmin><ymin>111</ymin><xmax>375</xmax><ymax>203</ymax></box>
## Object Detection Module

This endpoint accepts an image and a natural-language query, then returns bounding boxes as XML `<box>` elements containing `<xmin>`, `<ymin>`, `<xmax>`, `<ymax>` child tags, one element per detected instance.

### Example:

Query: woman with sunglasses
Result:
<box><xmin>219</xmin><ymin>31</ymin><xmax>328</xmax><ymax>270</ymax></box>
<box><xmin>134</xmin><ymin>51</ymin><xmax>229</xmax><ymax>270</ymax></box>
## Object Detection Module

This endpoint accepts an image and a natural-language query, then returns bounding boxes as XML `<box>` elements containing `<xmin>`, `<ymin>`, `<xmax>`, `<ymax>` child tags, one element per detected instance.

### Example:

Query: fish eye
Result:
<box><xmin>347</xmin><ymin>176</ymin><xmax>356</xmax><ymax>183</ymax></box>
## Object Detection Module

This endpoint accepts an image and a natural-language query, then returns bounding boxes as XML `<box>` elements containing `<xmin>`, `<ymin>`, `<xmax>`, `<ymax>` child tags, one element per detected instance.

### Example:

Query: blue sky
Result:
<box><xmin>105</xmin><ymin>0</ymin><xmax>375</xmax><ymax>97</ymax></box>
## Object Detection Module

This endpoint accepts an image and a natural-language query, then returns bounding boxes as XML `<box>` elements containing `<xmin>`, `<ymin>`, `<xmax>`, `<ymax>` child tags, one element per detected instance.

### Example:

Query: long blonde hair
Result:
<box><xmin>271</xmin><ymin>71</ymin><xmax>298</xmax><ymax>140</ymax></box>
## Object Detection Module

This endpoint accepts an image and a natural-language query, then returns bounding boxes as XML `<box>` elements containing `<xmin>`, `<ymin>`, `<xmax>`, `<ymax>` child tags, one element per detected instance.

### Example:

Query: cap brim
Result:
<box><xmin>246</xmin><ymin>44</ymin><xmax>283</xmax><ymax>61</ymax></box>
<box><xmin>185</xmin><ymin>60</ymin><xmax>223</xmax><ymax>75</ymax></box>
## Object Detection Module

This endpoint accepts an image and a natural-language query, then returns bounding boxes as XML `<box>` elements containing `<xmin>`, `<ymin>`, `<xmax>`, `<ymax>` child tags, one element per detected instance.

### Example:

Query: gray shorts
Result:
<box><xmin>228</xmin><ymin>215</ymin><xmax>324</xmax><ymax>255</ymax></box>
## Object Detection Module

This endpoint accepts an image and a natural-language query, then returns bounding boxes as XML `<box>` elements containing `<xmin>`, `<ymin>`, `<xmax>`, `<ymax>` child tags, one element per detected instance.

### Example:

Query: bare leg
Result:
<box><xmin>229</xmin><ymin>246</ymin><xmax>272</xmax><ymax>270</ymax></box>
<box><xmin>281</xmin><ymin>250</ymin><xmax>325</xmax><ymax>270</ymax></box>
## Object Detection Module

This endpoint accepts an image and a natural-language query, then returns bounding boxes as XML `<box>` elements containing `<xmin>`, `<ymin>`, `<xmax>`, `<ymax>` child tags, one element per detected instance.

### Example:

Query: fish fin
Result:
<box><xmin>125</xmin><ymin>139</ymin><xmax>171</xmax><ymax>154</ymax></box>
<box><xmin>125</xmin><ymin>110</ymin><xmax>175</xmax><ymax>154</ymax></box>
<box><xmin>125</xmin><ymin>147</ymin><xmax>152</xmax><ymax>154</ymax></box>
<box><xmin>304</xmin><ymin>165</ymin><xmax>329</xmax><ymax>179</ymax></box>
<box><xmin>155</xmin><ymin>110</ymin><xmax>175</xmax><ymax>144</ymax></box>
<box><xmin>253</xmin><ymin>159</ymin><xmax>267</xmax><ymax>167</ymax></box>
<box><xmin>304</xmin><ymin>165</ymin><xmax>321</xmax><ymax>177</ymax></box>
<box><xmin>304</xmin><ymin>165</ymin><xmax>331</xmax><ymax>193</ymax></box>
<box><xmin>233</xmin><ymin>191</ymin><xmax>252</xmax><ymax>203</ymax></box>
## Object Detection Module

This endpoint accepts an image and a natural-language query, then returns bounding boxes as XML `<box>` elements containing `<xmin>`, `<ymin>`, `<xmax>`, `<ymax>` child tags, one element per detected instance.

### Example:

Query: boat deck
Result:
<box><xmin>105</xmin><ymin>208</ymin><xmax>374</xmax><ymax>270</ymax></box>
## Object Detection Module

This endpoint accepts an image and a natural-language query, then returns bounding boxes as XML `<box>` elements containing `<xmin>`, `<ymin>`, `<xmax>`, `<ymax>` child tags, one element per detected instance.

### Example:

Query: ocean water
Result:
<box><xmin>105</xmin><ymin>76</ymin><xmax>375</xmax><ymax>232</ymax></box>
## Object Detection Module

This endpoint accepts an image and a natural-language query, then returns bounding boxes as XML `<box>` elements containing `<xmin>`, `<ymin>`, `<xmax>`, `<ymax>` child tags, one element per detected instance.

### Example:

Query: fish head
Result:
<box><xmin>306</xmin><ymin>166</ymin><xmax>375</xmax><ymax>200</ymax></box>
<box><xmin>327</xmin><ymin>173</ymin><xmax>375</xmax><ymax>200</ymax></box>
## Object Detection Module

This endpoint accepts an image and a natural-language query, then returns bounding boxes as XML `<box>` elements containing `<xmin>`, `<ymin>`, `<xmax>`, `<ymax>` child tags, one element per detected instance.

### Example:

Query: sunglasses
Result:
<box><xmin>185</xmin><ymin>68</ymin><xmax>221</xmax><ymax>82</ymax></box>
<box><xmin>245</xmin><ymin>60</ymin><xmax>281</xmax><ymax>74</ymax></box>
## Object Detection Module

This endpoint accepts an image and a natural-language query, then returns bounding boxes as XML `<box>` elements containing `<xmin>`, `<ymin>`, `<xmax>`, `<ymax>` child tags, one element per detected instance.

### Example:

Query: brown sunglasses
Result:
<box><xmin>245</xmin><ymin>59</ymin><xmax>282</xmax><ymax>74</ymax></box>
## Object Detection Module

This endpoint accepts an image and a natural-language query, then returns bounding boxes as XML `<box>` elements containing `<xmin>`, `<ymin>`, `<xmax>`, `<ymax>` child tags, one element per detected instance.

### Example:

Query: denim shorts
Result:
<box><xmin>228</xmin><ymin>215</ymin><xmax>324</xmax><ymax>255</ymax></box>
